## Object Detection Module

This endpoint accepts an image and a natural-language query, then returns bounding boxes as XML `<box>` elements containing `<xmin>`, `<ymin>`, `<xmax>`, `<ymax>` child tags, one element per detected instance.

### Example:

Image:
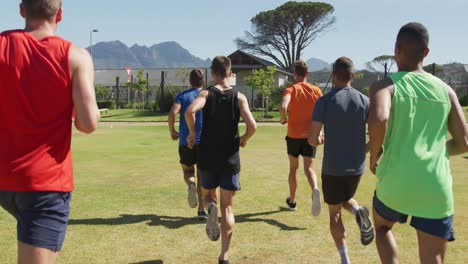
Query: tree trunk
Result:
<box><xmin>263</xmin><ymin>96</ymin><xmax>269</xmax><ymax>118</ymax></box>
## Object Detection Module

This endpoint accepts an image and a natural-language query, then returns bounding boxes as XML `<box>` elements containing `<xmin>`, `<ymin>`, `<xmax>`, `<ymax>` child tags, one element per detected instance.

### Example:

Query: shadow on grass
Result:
<box><xmin>129</xmin><ymin>260</ymin><xmax>163</xmax><ymax>264</ymax></box>
<box><xmin>69</xmin><ymin>207</ymin><xmax>304</xmax><ymax>231</ymax></box>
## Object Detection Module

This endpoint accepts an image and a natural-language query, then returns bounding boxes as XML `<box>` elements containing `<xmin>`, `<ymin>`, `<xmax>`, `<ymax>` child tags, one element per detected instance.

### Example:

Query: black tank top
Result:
<box><xmin>198</xmin><ymin>86</ymin><xmax>240</xmax><ymax>173</ymax></box>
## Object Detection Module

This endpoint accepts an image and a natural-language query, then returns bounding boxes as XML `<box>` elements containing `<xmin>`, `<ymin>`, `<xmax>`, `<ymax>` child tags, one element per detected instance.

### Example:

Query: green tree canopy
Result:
<box><xmin>127</xmin><ymin>70</ymin><xmax>148</xmax><ymax>111</ymax></box>
<box><xmin>423</xmin><ymin>63</ymin><xmax>444</xmax><ymax>76</ymax></box>
<box><xmin>94</xmin><ymin>84</ymin><xmax>110</xmax><ymax>100</ymax></box>
<box><xmin>236</xmin><ymin>1</ymin><xmax>335</xmax><ymax>71</ymax></box>
<box><xmin>244</xmin><ymin>66</ymin><xmax>277</xmax><ymax>117</ymax></box>
<box><xmin>244</xmin><ymin>66</ymin><xmax>277</xmax><ymax>97</ymax></box>
<box><xmin>366</xmin><ymin>55</ymin><xmax>395</xmax><ymax>76</ymax></box>
<box><xmin>127</xmin><ymin>69</ymin><xmax>148</xmax><ymax>93</ymax></box>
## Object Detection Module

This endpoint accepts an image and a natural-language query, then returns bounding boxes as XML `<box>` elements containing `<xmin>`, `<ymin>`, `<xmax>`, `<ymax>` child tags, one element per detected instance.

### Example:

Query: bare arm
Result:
<box><xmin>69</xmin><ymin>44</ymin><xmax>99</xmax><ymax>134</ymax></box>
<box><xmin>168</xmin><ymin>103</ymin><xmax>181</xmax><ymax>140</ymax></box>
<box><xmin>368</xmin><ymin>78</ymin><xmax>394</xmax><ymax>174</ymax></box>
<box><xmin>280</xmin><ymin>94</ymin><xmax>291</xmax><ymax>125</ymax></box>
<box><xmin>238</xmin><ymin>93</ymin><xmax>257</xmax><ymax>147</ymax></box>
<box><xmin>308</xmin><ymin>121</ymin><xmax>324</xmax><ymax>147</ymax></box>
<box><xmin>446</xmin><ymin>85</ymin><xmax>468</xmax><ymax>155</ymax></box>
<box><xmin>185</xmin><ymin>90</ymin><xmax>208</xmax><ymax>148</ymax></box>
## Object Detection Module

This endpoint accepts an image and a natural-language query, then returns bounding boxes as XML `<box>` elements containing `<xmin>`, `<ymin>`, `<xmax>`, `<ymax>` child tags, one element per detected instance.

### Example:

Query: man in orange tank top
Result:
<box><xmin>0</xmin><ymin>1</ymin><xmax>99</xmax><ymax>263</ymax></box>
<box><xmin>280</xmin><ymin>60</ymin><xmax>323</xmax><ymax>216</ymax></box>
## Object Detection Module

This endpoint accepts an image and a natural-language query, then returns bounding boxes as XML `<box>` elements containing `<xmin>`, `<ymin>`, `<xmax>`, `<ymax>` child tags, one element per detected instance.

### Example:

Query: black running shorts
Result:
<box><xmin>178</xmin><ymin>145</ymin><xmax>199</xmax><ymax>166</ymax></box>
<box><xmin>322</xmin><ymin>174</ymin><xmax>362</xmax><ymax>205</ymax></box>
<box><xmin>285</xmin><ymin>136</ymin><xmax>316</xmax><ymax>158</ymax></box>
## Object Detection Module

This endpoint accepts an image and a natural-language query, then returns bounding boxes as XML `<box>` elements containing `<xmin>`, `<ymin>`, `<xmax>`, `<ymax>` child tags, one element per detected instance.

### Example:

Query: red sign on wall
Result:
<box><xmin>125</xmin><ymin>67</ymin><xmax>132</xmax><ymax>82</ymax></box>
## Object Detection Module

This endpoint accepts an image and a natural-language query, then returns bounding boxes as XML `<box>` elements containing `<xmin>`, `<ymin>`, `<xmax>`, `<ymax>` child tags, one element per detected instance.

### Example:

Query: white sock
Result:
<box><xmin>338</xmin><ymin>246</ymin><xmax>351</xmax><ymax>264</ymax></box>
<box><xmin>351</xmin><ymin>205</ymin><xmax>360</xmax><ymax>216</ymax></box>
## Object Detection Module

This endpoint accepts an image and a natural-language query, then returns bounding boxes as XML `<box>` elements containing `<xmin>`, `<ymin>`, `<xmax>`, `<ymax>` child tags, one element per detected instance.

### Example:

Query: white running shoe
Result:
<box><xmin>206</xmin><ymin>203</ymin><xmax>220</xmax><ymax>241</ymax></box>
<box><xmin>187</xmin><ymin>182</ymin><xmax>198</xmax><ymax>208</ymax></box>
<box><xmin>312</xmin><ymin>188</ymin><xmax>321</xmax><ymax>216</ymax></box>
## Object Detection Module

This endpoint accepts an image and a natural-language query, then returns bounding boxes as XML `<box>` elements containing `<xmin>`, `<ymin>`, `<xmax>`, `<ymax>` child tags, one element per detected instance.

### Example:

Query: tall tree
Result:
<box><xmin>366</xmin><ymin>55</ymin><xmax>395</xmax><ymax>77</ymax></box>
<box><xmin>244</xmin><ymin>66</ymin><xmax>277</xmax><ymax>118</ymax></box>
<box><xmin>235</xmin><ymin>2</ymin><xmax>335</xmax><ymax>71</ymax></box>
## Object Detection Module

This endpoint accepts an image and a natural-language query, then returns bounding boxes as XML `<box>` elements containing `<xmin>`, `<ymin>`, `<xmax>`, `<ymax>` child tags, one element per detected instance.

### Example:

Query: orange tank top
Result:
<box><xmin>0</xmin><ymin>30</ymin><xmax>74</xmax><ymax>192</ymax></box>
<box><xmin>283</xmin><ymin>82</ymin><xmax>323</xmax><ymax>138</ymax></box>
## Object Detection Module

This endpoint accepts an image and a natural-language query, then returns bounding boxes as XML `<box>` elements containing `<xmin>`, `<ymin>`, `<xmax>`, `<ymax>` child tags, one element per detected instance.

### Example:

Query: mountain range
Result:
<box><xmin>307</xmin><ymin>58</ymin><xmax>331</xmax><ymax>72</ymax></box>
<box><xmin>88</xmin><ymin>41</ymin><xmax>331</xmax><ymax>71</ymax></box>
<box><xmin>88</xmin><ymin>41</ymin><xmax>211</xmax><ymax>69</ymax></box>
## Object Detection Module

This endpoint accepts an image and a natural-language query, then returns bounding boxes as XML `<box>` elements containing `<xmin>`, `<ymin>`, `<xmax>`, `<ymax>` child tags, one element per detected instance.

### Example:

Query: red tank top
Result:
<box><xmin>0</xmin><ymin>30</ymin><xmax>74</xmax><ymax>192</ymax></box>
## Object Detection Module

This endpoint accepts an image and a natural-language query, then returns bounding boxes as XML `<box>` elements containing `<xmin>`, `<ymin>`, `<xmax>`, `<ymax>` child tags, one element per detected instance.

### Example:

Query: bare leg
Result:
<box><xmin>342</xmin><ymin>198</ymin><xmax>360</xmax><ymax>214</ymax></box>
<box><xmin>202</xmin><ymin>188</ymin><xmax>217</xmax><ymax>208</ymax></box>
<box><xmin>417</xmin><ymin>230</ymin><xmax>448</xmax><ymax>264</ymax></box>
<box><xmin>181</xmin><ymin>164</ymin><xmax>196</xmax><ymax>185</ymax></box>
<box><xmin>328</xmin><ymin>205</ymin><xmax>351</xmax><ymax>264</ymax></box>
<box><xmin>196</xmin><ymin>168</ymin><xmax>204</xmax><ymax>211</ymax></box>
<box><xmin>18</xmin><ymin>241</ymin><xmax>58</xmax><ymax>264</ymax></box>
<box><xmin>373</xmin><ymin>208</ymin><xmax>400</xmax><ymax>264</ymax></box>
<box><xmin>303</xmin><ymin>157</ymin><xmax>320</xmax><ymax>216</ymax></box>
<box><xmin>329</xmin><ymin>205</ymin><xmax>346</xmax><ymax>248</ymax></box>
<box><xmin>219</xmin><ymin>189</ymin><xmax>236</xmax><ymax>262</ymax></box>
<box><xmin>302</xmin><ymin>157</ymin><xmax>318</xmax><ymax>190</ymax></box>
<box><xmin>288</xmin><ymin>155</ymin><xmax>299</xmax><ymax>202</ymax></box>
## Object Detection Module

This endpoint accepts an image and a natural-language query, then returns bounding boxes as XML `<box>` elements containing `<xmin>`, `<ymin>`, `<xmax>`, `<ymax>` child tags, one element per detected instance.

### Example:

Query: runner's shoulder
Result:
<box><xmin>69</xmin><ymin>44</ymin><xmax>92</xmax><ymax>68</ymax></box>
<box><xmin>370</xmin><ymin>77</ymin><xmax>394</xmax><ymax>95</ymax></box>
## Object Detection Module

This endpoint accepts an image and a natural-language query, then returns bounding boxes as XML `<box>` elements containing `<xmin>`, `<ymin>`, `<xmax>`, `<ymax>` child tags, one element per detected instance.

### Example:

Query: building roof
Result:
<box><xmin>228</xmin><ymin>50</ymin><xmax>293</xmax><ymax>76</ymax></box>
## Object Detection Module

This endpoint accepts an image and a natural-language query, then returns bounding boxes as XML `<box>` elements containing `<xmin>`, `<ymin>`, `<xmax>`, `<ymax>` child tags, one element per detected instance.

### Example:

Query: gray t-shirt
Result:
<box><xmin>312</xmin><ymin>87</ymin><xmax>369</xmax><ymax>176</ymax></box>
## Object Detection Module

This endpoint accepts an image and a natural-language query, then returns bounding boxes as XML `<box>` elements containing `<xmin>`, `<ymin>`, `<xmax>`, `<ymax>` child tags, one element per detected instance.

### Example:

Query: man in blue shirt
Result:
<box><xmin>308</xmin><ymin>57</ymin><xmax>374</xmax><ymax>264</ymax></box>
<box><xmin>168</xmin><ymin>69</ymin><xmax>206</xmax><ymax>220</ymax></box>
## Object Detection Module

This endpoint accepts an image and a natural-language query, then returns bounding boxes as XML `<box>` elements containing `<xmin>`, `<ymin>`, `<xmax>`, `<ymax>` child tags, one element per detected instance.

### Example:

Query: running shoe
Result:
<box><xmin>187</xmin><ymin>182</ymin><xmax>198</xmax><ymax>208</ymax></box>
<box><xmin>356</xmin><ymin>206</ymin><xmax>374</xmax><ymax>245</ymax></box>
<box><xmin>206</xmin><ymin>203</ymin><xmax>220</xmax><ymax>241</ymax></box>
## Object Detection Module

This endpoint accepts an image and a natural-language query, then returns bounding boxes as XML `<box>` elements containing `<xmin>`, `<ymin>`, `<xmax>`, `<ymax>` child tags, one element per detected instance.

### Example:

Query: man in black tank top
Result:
<box><xmin>185</xmin><ymin>56</ymin><xmax>257</xmax><ymax>264</ymax></box>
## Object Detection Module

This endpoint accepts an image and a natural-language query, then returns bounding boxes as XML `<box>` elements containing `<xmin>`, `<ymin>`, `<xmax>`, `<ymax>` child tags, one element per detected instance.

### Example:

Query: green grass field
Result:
<box><xmin>100</xmin><ymin>109</ymin><xmax>281</xmax><ymax>122</ymax></box>
<box><xmin>0</xmin><ymin>125</ymin><xmax>467</xmax><ymax>263</ymax></box>
<box><xmin>101</xmin><ymin>107</ymin><xmax>467</xmax><ymax>123</ymax></box>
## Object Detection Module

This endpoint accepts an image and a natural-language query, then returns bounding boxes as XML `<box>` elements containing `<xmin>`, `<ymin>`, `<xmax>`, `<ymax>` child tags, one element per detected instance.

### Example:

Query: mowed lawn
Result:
<box><xmin>100</xmin><ymin>109</ymin><xmax>281</xmax><ymax>122</ymax></box>
<box><xmin>0</xmin><ymin>125</ymin><xmax>467</xmax><ymax>264</ymax></box>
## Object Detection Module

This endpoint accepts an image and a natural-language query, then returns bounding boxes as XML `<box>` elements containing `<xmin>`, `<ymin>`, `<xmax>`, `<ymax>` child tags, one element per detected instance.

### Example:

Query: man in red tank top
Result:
<box><xmin>0</xmin><ymin>1</ymin><xmax>99</xmax><ymax>263</ymax></box>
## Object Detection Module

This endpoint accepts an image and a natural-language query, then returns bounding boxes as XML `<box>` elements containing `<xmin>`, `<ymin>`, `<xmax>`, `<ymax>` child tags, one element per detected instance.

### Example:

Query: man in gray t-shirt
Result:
<box><xmin>308</xmin><ymin>57</ymin><xmax>374</xmax><ymax>264</ymax></box>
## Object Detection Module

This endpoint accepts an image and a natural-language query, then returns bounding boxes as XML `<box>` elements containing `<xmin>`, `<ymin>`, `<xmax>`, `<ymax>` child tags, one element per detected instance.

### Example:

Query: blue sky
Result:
<box><xmin>1</xmin><ymin>0</ymin><xmax>467</xmax><ymax>69</ymax></box>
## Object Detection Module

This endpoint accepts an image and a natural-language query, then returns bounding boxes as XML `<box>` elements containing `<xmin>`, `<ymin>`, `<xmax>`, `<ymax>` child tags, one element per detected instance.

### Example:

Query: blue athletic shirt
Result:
<box><xmin>174</xmin><ymin>88</ymin><xmax>203</xmax><ymax>146</ymax></box>
<box><xmin>312</xmin><ymin>87</ymin><xmax>369</xmax><ymax>176</ymax></box>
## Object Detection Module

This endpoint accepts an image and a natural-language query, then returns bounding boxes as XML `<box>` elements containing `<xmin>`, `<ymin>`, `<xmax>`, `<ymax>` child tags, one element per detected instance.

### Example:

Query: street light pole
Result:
<box><xmin>89</xmin><ymin>29</ymin><xmax>99</xmax><ymax>60</ymax></box>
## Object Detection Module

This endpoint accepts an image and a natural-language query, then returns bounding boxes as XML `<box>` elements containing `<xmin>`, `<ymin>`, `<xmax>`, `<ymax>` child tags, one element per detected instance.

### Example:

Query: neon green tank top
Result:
<box><xmin>376</xmin><ymin>71</ymin><xmax>452</xmax><ymax>219</ymax></box>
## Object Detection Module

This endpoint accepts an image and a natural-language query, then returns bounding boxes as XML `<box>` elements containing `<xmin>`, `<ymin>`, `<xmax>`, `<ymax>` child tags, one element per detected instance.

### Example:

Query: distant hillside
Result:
<box><xmin>88</xmin><ymin>41</ymin><xmax>211</xmax><ymax>69</ymax></box>
<box><xmin>434</xmin><ymin>63</ymin><xmax>468</xmax><ymax>83</ymax></box>
<box><xmin>307</xmin><ymin>58</ymin><xmax>331</xmax><ymax>72</ymax></box>
<box><xmin>310</xmin><ymin>62</ymin><xmax>468</xmax><ymax>93</ymax></box>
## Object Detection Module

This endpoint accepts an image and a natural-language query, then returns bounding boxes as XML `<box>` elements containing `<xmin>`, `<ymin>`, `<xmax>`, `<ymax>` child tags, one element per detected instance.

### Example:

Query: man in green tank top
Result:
<box><xmin>369</xmin><ymin>22</ymin><xmax>468</xmax><ymax>263</ymax></box>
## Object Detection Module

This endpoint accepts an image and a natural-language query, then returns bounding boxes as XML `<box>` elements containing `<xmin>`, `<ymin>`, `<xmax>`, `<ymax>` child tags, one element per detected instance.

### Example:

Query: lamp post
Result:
<box><xmin>89</xmin><ymin>29</ymin><xmax>99</xmax><ymax>60</ymax></box>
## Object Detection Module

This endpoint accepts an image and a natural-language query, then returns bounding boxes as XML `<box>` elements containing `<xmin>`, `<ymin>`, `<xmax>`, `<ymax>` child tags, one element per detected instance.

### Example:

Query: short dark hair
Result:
<box><xmin>21</xmin><ymin>0</ymin><xmax>62</xmax><ymax>20</ymax></box>
<box><xmin>333</xmin><ymin>57</ymin><xmax>354</xmax><ymax>82</ymax></box>
<box><xmin>396</xmin><ymin>22</ymin><xmax>429</xmax><ymax>63</ymax></box>
<box><xmin>189</xmin><ymin>69</ymin><xmax>205</xmax><ymax>87</ymax></box>
<box><xmin>211</xmin><ymin>56</ymin><xmax>231</xmax><ymax>78</ymax></box>
<box><xmin>294</xmin><ymin>60</ymin><xmax>308</xmax><ymax>77</ymax></box>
